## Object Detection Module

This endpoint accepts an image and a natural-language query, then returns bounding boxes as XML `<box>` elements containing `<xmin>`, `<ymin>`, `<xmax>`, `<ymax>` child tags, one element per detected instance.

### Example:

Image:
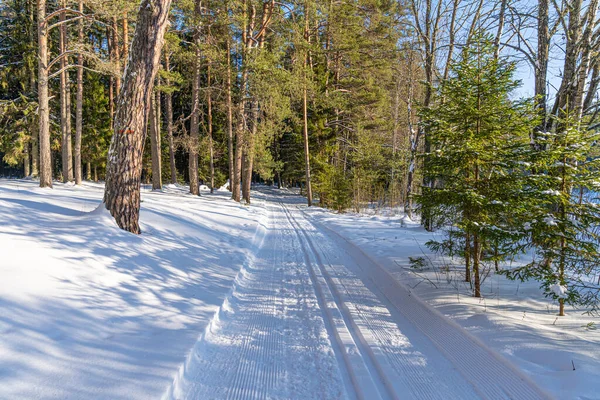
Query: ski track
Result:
<box><xmin>166</xmin><ymin>189</ymin><xmax>552</xmax><ymax>400</ymax></box>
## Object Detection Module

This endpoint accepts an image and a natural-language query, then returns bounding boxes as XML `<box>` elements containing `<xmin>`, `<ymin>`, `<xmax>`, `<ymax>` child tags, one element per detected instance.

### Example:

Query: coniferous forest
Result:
<box><xmin>2</xmin><ymin>1</ymin><xmax>600</xmax><ymax>398</ymax></box>
<box><xmin>2</xmin><ymin>0</ymin><xmax>600</xmax><ymax>313</ymax></box>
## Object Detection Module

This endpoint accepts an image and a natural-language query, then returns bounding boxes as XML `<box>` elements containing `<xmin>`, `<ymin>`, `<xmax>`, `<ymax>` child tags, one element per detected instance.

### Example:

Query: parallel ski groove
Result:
<box><xmin>305</xmin><ymin>208</ymin><xmax>552</xmax><ymax>400</ymax></box>
<box><xmin>282</xmin><ymin>202</ymin><xmax>396</xmax><ymax>400</ymax></box>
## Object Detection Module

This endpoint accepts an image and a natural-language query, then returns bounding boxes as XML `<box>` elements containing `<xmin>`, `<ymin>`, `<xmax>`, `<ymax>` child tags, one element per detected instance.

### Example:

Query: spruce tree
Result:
<box><xmin>503</xmin><ymin>113</ymin><xmax>600</xmax><ymax>316</ymax></box>
<box><xmin>419</xmin><ymin>36</ymin><xmax>535</xmax><ymax>297</ymax></box>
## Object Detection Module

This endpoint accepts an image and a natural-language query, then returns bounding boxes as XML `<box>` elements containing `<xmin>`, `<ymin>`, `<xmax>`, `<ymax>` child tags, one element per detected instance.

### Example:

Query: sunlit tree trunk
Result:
<box><xmin>37</xmin><ymin>0</ymin><xmax>52</xmax><ymax>188</ymax></box>
<box><xmin>207</xmin><ymin>62</ymin><xmax>215</xmax><ymax>193</ymax></box>
<box><xmin>74</xmin><ymin>0</ymin><xmax>84</xmax><ymax>185</ymax></box>
<box><xmin>103</xmin><ymin>0</ymin><xmax>172</xmax><ymax>233</ymax></box>
<box><xmin>150</xmin><ymin>88</ymin><xmax>162</xmax><ymax>190</ymax></box>
<box><xmin>164</xmin><ymin>51</ymin><xmax>177</xmax><ymax>184</ymax></box>
<box><xmin>59</xmin><ymin>0</ymin><xmax>73</xmax><ymax>182</ymax></box>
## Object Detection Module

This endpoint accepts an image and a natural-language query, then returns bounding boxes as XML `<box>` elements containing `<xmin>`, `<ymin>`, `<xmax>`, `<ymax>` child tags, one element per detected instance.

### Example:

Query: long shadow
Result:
<box><xmin>0</xmin><ymin>180</ymin><xmax>263</xmax><ymax>400</ymax></box>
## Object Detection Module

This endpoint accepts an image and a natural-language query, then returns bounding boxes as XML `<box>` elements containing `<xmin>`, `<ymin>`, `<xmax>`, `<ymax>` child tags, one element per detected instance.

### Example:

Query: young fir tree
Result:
<box><xmin>503</xmin><ymin>112</ymin><xmax>600</xmax><ymax>316</ymax></box>
<box><xmin>418</xmin><ymin>36</ymin><xmax>535</xmax><ymax>298</ymax></box>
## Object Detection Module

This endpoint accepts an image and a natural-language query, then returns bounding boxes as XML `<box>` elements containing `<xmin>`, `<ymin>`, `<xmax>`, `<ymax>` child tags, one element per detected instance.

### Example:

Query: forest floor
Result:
<box><xmin>0</xmin><ymin>179</ymin><xmax>598</xmax><ymax>400</ymax></box>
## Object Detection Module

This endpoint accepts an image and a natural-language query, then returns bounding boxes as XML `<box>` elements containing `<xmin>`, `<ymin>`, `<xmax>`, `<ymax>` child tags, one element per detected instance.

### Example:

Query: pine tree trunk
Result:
<box><xmin>113</xmin><ymin>16</ymin><xmax>121</xmax><ymax>96</ymax></box>
<box><xmin>465</xmin><ymin>231</ymin><xmax>471</xmax><ymax>283</ymax></box>
<box><xmin>150</xmin><ymin>89</ymin><xmax>162</xmax><ymax>190</ymax></box>
<box><xmin>74</xmin><ymin>0</ymin><xmax>84</xmax><ymax>185</ymax></box>
<box><xmin>232</xmin><ymin>76</ymin><xmax>246</xmax><ymax>202</ymax></box>
<box><xmin>226</xmin><ymin>36</ymin><xmax>234</xmax><ymax>191</ymax></box>
<box><xmin>108</xmin><ymin>26</ymin><xmax>114</xmax><ymax>126</ymax></box>
<box><xmin>164</xmin><ymin>52</ymin><xmax>177</xmax><ymax>184</ymax></box>
<box><xmin>24</xmin><ymin>146</ymin><xmax>30</xmax><ymax>177</ymax></box>
<box><xmin>59</xmin><ymin>1</ymin><xmax>73</xmax><ymax>183</ymax></box>
<box><xmin>207</xmin><ymin>63</ymin><xmax>215</xmax><ymax>193</ymax></box>
<box><xmin>473</xmin><ymin>233</ymin><xmax>481</xmax><ymax>297</ymax></box>
<box><xmin>242</xmin><ymin>99</ymin><xmax>257</xmax><ymax>204</ymax></box>
<box><xmin>37</xmin><ymin>0</ymin><xmax>52</xmax><ymax>188</ymax></box>
<box><xmin>31</xmin><ymin>127</ymin><xmax>39</xmax><ymax>177</ymax></box>
<box><xmin>302</xmin><ymin>2</ymin><xmax>312</xmax><ymax>207</ymax></box>
<box><xmin>123</xmin><ymin>14</ymin><xmax>129</xmax><ymax>61</ymax></box>
<box><xmin>103</xmin><ymin>0</ymin><xmax>172</xmax><ymax>233</ymax></box>
<box><xmin>189</xmin><ymin>24</ymin><xmax>201</xmax><ymax>196</ymax></box>
<box><xmin>94</xmin><ymin>164</ymin><xmax>97</xmax><ymax>182</ymax></box>
<box><xmin>86</xmin><ymin>162</ymin><xmax>91</xmax><ymax>180</ymax></box>
<box><xmin>302</xmin><ymin>84</ymin><xmax>312</xmax><ymax>206</ymax></box>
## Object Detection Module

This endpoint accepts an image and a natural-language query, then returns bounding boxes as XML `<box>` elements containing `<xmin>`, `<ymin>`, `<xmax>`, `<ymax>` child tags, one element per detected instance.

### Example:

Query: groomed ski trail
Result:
<box><xmin>164</xmin><ymin>189</ymin><xmax>552</xmax><ymax>400</ymax></box>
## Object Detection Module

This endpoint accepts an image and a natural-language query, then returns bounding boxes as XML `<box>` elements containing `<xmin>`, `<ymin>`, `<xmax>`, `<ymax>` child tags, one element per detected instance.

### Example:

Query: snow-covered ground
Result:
<box><xmin>304</xmin><ymin>203</ymin><xmax>600</xmax><ymax>400</ymax></box>
<box><xmin>0</xmin><ymin>179</ymin><xmax>266</xmax><ymax>399</ymax></box>
<box><xmin>1</xmin><ymin>180</ymin><xmax>598</xmax><ymax>399</ymax></box>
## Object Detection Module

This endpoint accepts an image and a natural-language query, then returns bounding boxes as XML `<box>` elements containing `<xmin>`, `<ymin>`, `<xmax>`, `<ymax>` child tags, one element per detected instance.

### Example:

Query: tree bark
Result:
<box><xmin>242</xmin><ymin>102</ymin><xmax>256</xmax><ymax>203</ymax></box>
<box><xmin>108</xmin><ymin>25</ymin><xmax>114</xmax><ymax>127</ymax></box>
<box><xmin>59</xmin><ymin>0</ymin><xmax>73</xmax><ymax>183</ymax></box>
<box><xmin>86</xmin><ymin>161</ymin><xmax>91</xmax><ymax>180</ymax></box>
<box><xmin>207</xmin><ymin>62</ymin><xmax>215</xmax><ymax>193</ymax></box>
<box><xmin>113</xmin><ymin>16</ymin><xmax>121</xmax><ymax>96</ymax></box>
<box><xmin>302</xmin><ymin>0</ymin><xmax>313</xmax><ymax>206</ymax></box>
<box><xmin>535</xmin><ymin>0</ymin><xmax>549</xmax><ymax>139</ymax></box>
<box><xmin>23</xmin><ymin>146</ymin><xmax>30</xmax><ymax>177</ymax></box>
<box><xmin>37</xmin><ymin>0</ymin><xmax>52</xmax><ymax>188</ymax></box>
<box><xmin>226</xmin><ymin>35</ymin><xmax>234</xmax><ymax>191</ymax></box>
<box><xmin>74</xmin><ymin>0</ymin><xmax>84</xmax><ymax>185</ymax></box>
<box><xmin>150</xmin><ymin>88</ymin><xmax>162</xmax><ymax>190</ymax></box>
<box><xmin>31</xmin><ymin>127</ymin><xmax>38</xmax><ymax>177</ymax></box>
<box><xmin>302</xmin><ymin>80</ymin><xmax>312</xmax><ymax>206</ymax></box>
<box><xmin>232</xmin><ymin>71</ymin><xmax>246</xmax><ymax>202</ymax></box>
<box><xmin>103</xmin><ymin>0</ymin><xmax>172</xmax><ymax>233</ymax></box>
<box><xmin>164</xmin><ymin>51</ymin><xmax>177</xmax><ymax>184</ymax></box>
<box><xmin>189</xmin><ymin>2</ymin><xmax>202</xmax><ymax>196</ymax></box>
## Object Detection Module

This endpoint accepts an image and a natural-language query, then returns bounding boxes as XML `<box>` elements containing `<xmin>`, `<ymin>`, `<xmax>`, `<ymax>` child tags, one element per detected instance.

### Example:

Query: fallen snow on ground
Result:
<box><xmin>304</xmin><ymin>203</ymin><xmax>600</xmax><ymax>400</ymax></box>
<box><xmin>0</xmin><ymin>179</ymin><xmax>265</xmax><ymax>400</ymax></box>
<box><xmin>2</xmin><ymin>180</ymin><xmax>598</xmax><ymax>400</ymax></box>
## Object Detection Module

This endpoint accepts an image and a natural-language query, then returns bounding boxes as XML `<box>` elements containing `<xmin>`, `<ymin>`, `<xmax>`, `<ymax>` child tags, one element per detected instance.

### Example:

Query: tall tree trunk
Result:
<box><xmin>31</xmin><ymin>127</ymin><xmax>39</xmax><ymax>177</ymax></box>
<box><xmin>226</xmin><ymin>36</ymin><xmax>234</xmax><ymax>192</ymax></box>
<box><xmin>164</xmin><ymin>51</ymin><xmax>177</xmax><ymax>184</ymax></box>
<box><xmin>302</xmin><ymin>0</ymin><xmax>313</xmax><ymax>206</ymax></box>
<box><xmin>405</xmin><ymin>47</ymin><xmax>417</xmax><ymax>218</ymax></box>
<box><xmin>23</xmin><ymin>146</ymin><xmax>30</xmax><ymax>177</ymax></box>
<box><xmin>108</xmin><ymin>26</ymin><xmax>115</xmax><ymax>127</ymax></box>
<box><xmin>59</xmin><ymin>0</ymin><xmax>73</xmax><ymax>183</ymax></box>
<box><xmin>189</xmin><ymin>3</ymin><xmax>201</xmax><ymax>196</ymax></box>
<box><xmin>465</xmin><ymin>231</ymin><xmax>471</xmax><ymax>283</ymax></box>
<box><xmin>302</xmin><ymin>80</ymin><xmax>312</xmax><ymax>206</ymax></box>
<box><xmin>37</xmin><ymin>0</ymin><xmax>52</xmax><ymax>188</ymax></box>
<box><xmin>535</xmin><ymin>0</ymin><xmax>549</xmax><ymax>140</ymax></box>
<box><xmin>207</xmin><ymin>62</ymin><xmax>215</xmax><ymax>193</ymax></box>
<box><xmin>103</xmin><ymin>0</ymin><xmax>172</xmax><ymax>233</ymax></box>
<box><xmin>493</xmin><ymin>0</ymin><xmax>508</xmax><ymax>60</ymax></box>
<box><xmin>86</xmin><ymin>161</ymin><xmax>91</xmax><ymax>180</ymax></box>
<box><xmin>74</xmin><ymin>0</ymin><xmax>84</xmax><ymax>185</ymax></box>
<box><xmin>113</xmin><ymin>16</ymin><xmax>121</xmax><ymax>96</ymax></box>
<box><xmin>123</xmin><ymin>14</ymin><xmax>129</xmax><ymax>61</ymax></box>
<box><xmin>242</xmin><ymin>102</ymin><xmax>256</xmax><ymax>203</ymax></box>
<box><xmin>232</xmin><ymin>71</ymin><xmax>246</xmax><ymax>202</ymax></box>
<box><xmin>150</xmin><ymin>89</ymin><xmax>162</xmax><ymax>190</ymax></box>
<box><xmin>473</xmin><ymin>232</ymin><xmax>481</xmax><ymax>297</ymax></box>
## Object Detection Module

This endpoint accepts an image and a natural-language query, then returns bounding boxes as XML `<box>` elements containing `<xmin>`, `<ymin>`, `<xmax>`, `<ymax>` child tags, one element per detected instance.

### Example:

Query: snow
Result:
<box><xmin>550</xmin><ymin>283</ymin><xmax>568</xmax><ymax>299</ymax></box>
<box><xmin>304</xmin><ymin>204</ymin><xmax>600</xmax><ymax>400</ymax></box>
<box><xmin>0</xmin><ymin>179</ymin><xmax>265</xmax><ymax>399</ymax></box>
<box><xmin>1</xmin><ymin>180</ymin><xmax>598</xmax><ymax>399</ymax></box>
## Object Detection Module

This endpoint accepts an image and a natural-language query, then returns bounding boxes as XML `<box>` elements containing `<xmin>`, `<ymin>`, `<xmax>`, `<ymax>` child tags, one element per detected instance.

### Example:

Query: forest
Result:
<box><xmin>2</xmin><ymin>0</ymin><xmax>600</xmax><ymax>314</ymax></box>
<box><xmin>2</xmin><ymin>1</ymin><xmax>600</xmax><ymax>398</ymax></box>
